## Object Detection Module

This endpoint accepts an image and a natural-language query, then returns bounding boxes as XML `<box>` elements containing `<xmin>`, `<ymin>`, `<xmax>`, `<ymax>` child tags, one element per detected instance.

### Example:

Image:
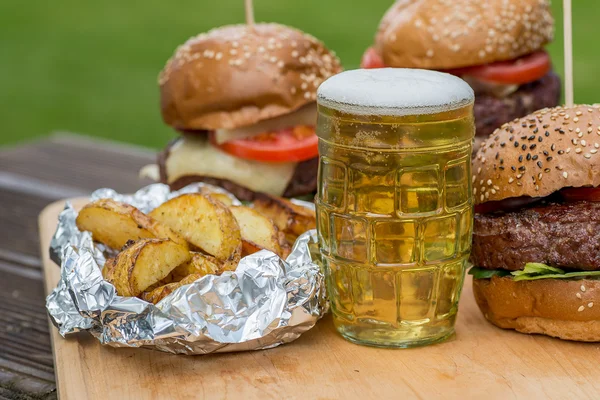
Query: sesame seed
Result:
<box><xmin>508</xmin><ymin>177</ymin><xmax>514</xmax><ymax>183</ymax></box>
<box><xmin>487</xmin><ymin>179</ymin><xmax>492</xmax><ymax>186</ymax></box>
<box><xmin>576</xmin><ymin>292</ymin><xmax>582</xmax><ymax>299</ymax></box>
<box><xmin>589</xmin><ymin>302</ymin><xmax>594</xmax><ymax>308</ymax></box>
<box><xmin>578</xmin><ymin>305</ymin><xmax>585</xmax><ymax>312</ymax></box>
<box><xmin>585</xmin><ymin>154</ymin><xmax>592</xmax><ymax>159</ymax></box>
<box><xmin>581</xmin><ymin>285</ymin><xmax>586</xmax><ymax>292</ymax></box>
<box><xmin>563</xmin><ymin>172</ymin><xmax>569</xmax><ymax>179</ymax></box>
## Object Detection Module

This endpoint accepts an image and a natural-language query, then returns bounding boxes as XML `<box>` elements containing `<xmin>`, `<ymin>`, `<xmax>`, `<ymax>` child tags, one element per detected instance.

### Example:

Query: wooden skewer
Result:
<box><xmin>245</xmin><ymin>0</ymin><xmax>255</xmax><ymax>26</ymax></box>
<box><xmin>563</xmin><ymin>0</ymin><xmax>574</xmax><ymax>106</ymax></box>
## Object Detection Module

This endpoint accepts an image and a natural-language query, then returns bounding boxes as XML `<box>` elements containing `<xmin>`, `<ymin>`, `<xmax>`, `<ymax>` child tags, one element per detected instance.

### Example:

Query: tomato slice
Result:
<box><xmin>210</xmin><ymin>126</ymin><xmax>318</xmax><ymax>163</ymax></box>
<box><xmin>445</xmin><ymin>51</ymin><xmax>551</xmax><ymax>85</ymax></box>
<box><xmin>361</xmin><ymin>47</ymin><xmax>386</xmax><ymax>69</ymax></box>
<box><xmin>561</xmin><ymin>187</ymin><xmax>600</xmax><ymax>202</ymax></box>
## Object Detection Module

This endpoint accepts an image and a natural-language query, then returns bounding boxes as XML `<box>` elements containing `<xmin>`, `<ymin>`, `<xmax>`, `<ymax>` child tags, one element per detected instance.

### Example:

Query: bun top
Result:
<box><xmin>159</xmin><ymin>23</ymin><xmax>342</xmax><ymax>130</ymax></box>
<box><xmin>375</xmin><ymin>0</ymin><xmax>554</xmax><ymax>70</ymax></box>
<box><xmin>473</xmin><ymin>105</ymin><xmax>600</xmax><ymax>204</ymax></box>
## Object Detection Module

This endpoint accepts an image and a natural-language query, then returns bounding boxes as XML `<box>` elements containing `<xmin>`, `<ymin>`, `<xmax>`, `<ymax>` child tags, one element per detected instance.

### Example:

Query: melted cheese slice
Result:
<box><xmin>164</xmin><ymin>137</ymin><xmax>297</xmax><ymax>195</ymax></box>
<box><xmin>213</xmin><ymin>103</ymin><xmax>317</xmax><ymax>144</ymax></box>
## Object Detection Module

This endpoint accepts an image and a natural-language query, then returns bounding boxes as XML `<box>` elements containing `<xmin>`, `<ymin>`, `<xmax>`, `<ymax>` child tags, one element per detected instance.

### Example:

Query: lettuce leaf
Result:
<box><xmin>469</xmin><ymin>263</ymin><xmax>600</xmax><ymax>281</ymax></box>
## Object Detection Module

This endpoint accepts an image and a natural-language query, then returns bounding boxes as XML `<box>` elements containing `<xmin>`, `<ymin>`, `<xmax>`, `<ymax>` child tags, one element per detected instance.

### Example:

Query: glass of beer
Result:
<box><xmin>315</xmin><ymin>68</ymin><xmax>475</xmax><ymax>348</ymax></box>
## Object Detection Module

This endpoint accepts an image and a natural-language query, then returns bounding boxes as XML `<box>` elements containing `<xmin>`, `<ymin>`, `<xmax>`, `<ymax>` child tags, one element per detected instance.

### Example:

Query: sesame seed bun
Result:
<box><xmin>159</xmin><ymin>23</ymin><xmax>342</xmax><ymax>131</ymax></box>
<box><xmin>472</xmin><ymin>104</ymin><xmax>600</xmax><ymax>204</ymax></box>
<box><xmin>473</xmin><ymin>276</ymin><xmax>600</xmax><ymax>342</ymax></box>
<box><xmin>375</xmin><ymin>0</ymin><xmax>554</xmax><ymax>69</ymax></box>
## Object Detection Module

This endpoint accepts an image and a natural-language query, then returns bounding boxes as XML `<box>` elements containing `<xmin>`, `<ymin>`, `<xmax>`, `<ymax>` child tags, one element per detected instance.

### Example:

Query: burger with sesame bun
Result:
<box><xmin>152</xmin><ymin>23</ymin><xmax>342</xmax><ymax>200</ymax></box>
<box><xmin>360</xmin><ymin>0</ymin><xmax>561</xmax><ymax>149</ymax></box>
<box><xmin>469</xmin><ymin>104</ymin><xmax>600</xmax><ymax>342</ymax></box>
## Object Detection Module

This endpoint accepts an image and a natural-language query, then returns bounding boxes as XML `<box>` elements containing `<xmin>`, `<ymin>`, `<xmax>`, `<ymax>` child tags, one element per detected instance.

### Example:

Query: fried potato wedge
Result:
<box><xmin>148</xmin><ymin>194</ymin><xmax>242</xmax><ymax>269</ymax></box>
<box><xmin>170</xmin><ymin>252</ymin><xmax>221</xmax><ymax>281</ymax></box>
<box><xmin>205</xmin><ymin>193</ymin><xmax>237</xmax><ymax>207</ymax></box>
<box><xmin>278</xmin><ymin>232</ymin><xmax>292</xmax><ymax>259</ymax></box>
<box><xmin>229</xmin><ymin>206</ymin><xmax>282</xmax><ymax>257</ymax></box>
<box><xmin>76</xmin><ymin>199</ymin><xmax>188</xmax><ymax>250</ymax></box>
<box><xmin>141</xmin><ymin>273</ymin><xmax>204</xmax><ymax>304</ymax></box>
<box><xmin>106</xmin><ymin>238</ymin><xmax>191</xmax><ymax>297</ymax></box>
<box><xmin>252</xmin><ymin>193</ymin><xmax>316</xmax><ymax>238</ymax></box>
<box><xmin>102</xmin><ymin>257</ymin><xmax>117</xmax><ymax>281</ymax></box>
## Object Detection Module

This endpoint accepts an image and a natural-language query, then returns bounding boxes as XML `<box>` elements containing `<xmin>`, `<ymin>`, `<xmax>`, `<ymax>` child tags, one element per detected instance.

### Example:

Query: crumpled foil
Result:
<box><xmin>46</xmin><ymin>183</ymin><xmax>325</xmax><ymax>355</ymax></box>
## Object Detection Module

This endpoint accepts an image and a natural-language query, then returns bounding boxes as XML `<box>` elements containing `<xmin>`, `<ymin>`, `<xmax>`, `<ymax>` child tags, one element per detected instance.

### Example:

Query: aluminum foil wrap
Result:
<box><xmin>46</xmin><ymin>183</ymin><xmax>325</xmax><ymax>355</ymax></box>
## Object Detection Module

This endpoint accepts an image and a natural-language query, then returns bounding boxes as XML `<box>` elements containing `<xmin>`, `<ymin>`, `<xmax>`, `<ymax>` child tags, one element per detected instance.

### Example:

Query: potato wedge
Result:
<box><xmin>141</xmin><ymin>273</ymin><xmax>204</xmax><ymax>304</ymax></box>
<box><xmin>148</xmin><ymin>194</ymin><xmax>242</xmax><ymax>269</ymax></box>
<box><xmin>76</xmin><ymin>199</ymin><xmax>188</xmax><ymax>250</ymax></box>
<box><xmin>252</xmin><ymin>193</ymin><xmax>316</xmax><ymax>238</ymax></box>
<box><xmin>205</xmin><ymin>193</ymin><xmax>237</xmax><ymax>207</ymax></box>
<box><xmin>170</xmin><ymin>252</ymin><xmax>221</xmax><ymax>281</ymax></box>
<box><xmin>107</xmin><ymin>238</ymin><xmax>191</xmax><ymax>297</ymax></box>
<box><xmin>229</xmin><ymin>206</ymin><xmax>282</xmax><ymax>257</ymax></box>
<box><xmin>102</xmin><ymin>257</ymin><xmax>117</xmax><ymax>281</ymax></box>
<box><xmin>278</xmin><ymin>232</ymin><xmax>292</xmax><ymax>259</ymax></box>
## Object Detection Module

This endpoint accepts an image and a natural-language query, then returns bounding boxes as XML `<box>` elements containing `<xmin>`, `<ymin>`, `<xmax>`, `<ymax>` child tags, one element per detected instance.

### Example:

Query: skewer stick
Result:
<box><xmin>245</xmin><ymin>0</ymin><xmax>255</xmax><ymax>26</ymax></box>
<box><xmin>563</xmin><ymin>0</ymin><xmax>574</xmax><ymax>106</ymax></box>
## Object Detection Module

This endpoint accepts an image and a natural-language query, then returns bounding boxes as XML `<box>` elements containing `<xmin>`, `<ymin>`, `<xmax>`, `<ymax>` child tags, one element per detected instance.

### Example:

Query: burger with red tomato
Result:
<box><xmin>469</xmin><ymin>104</ymin><xmax>600</xmax><ymax>342</ymax></box>
<box><xmin>361</xmin><ymin>0</ymin><xmax>561</xmax><ymax>149</ymax></box>
<box><xmin>152</xmin><ymin>23</ymin><xmax>342</xmax><ymax>200</ymax></box>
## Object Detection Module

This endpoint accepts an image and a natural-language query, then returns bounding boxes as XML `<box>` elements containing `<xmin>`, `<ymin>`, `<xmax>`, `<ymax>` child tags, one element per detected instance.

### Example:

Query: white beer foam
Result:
<box><xmin>317</xmin><ymin>68</ymin><xmax>474</xmax><ymax>116</ymax></box>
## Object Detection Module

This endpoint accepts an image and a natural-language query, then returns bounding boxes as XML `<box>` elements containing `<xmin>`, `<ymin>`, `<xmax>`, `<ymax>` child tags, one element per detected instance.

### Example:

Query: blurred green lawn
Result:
<box><xmin>0</xmin><ymin>0</ymin><xmax>598</xmax><ymax>148</ymax></box>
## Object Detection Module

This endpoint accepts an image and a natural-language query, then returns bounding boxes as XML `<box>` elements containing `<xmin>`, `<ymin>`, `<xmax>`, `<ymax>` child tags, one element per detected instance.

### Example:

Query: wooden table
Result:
<box><xmin>0</xmin><ymin>133</ymin><xmax>155</xmax><ymax>399</ymax></box>
<box><xmin>6</xmin><ymin>133</ymin><xmax>600</xmax><ymax>400</ymax></box>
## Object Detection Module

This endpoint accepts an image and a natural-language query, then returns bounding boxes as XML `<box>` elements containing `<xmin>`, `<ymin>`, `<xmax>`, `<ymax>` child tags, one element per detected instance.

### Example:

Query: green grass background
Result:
<box><xmin>0</xmin><ymin>0</ymin><xmax>597</xmax><ymax>148</ymax></box>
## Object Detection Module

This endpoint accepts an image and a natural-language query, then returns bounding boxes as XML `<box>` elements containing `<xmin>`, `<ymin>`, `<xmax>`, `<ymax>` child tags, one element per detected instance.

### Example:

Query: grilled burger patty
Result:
<box><xmin>471</xmin><ymin>201</ymin><xmax>600</xmax><ymax>271</ymax></box>
<box><xmin>474</xmin><ymin>72</ymin><xmax>561</xmax><ymax>139</ymax></box>
<box><xmin>158</xmin><ymin>139</ymin><xmax>318</xmax><ymax>201</ymax></box>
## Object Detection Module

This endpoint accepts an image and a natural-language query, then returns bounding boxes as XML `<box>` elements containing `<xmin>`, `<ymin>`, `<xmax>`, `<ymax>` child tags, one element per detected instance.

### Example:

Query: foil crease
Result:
<box><xmin>46</xmin><ymin>183</ymin><xmax>324</xmax><ymax>355</ymax></box>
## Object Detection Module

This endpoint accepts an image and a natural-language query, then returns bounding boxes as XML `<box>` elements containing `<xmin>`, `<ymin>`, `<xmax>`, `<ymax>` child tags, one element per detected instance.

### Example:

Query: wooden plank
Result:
<box><xmin>0</xmin><ymin>260</ymin><xmax>56</xmax><ymax>397</ymax></box>
<box><xmin>40</xmin><ymin>199</ymin><xmax>600</xmax><ymax>400</ymax></box>
<box><xmin>0</xmin><ymin>133</ymin><xmax>155</xmax><ymax>194</ymax></box>
<box><xmin>0</xmin><ymin>134</ymin><xmax>158</xmax><ymax>400</ymax></box>
<box><xmin>0</xmin><ymin>188</ymin><xmax>60</xmax><ymax>257</ymax></box>
<box><xmin>0</xmin><ymin>133</ymin><xmax>156</xmax><ymax>256</ymax></box>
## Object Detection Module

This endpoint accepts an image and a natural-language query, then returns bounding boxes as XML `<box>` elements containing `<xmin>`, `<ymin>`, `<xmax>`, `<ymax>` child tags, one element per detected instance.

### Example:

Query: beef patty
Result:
<box><xmin>474</xmin><ymin>72</ymin><xmax>561</xmax><ymax>139</ymax></box>
<box><xmin>471</xmin><ymin>201</ymin><xmax>600</xmax><ymax>271</ymax></box>
<box><xmin>158</xmin><ymin>139</ymin><xmax>318</xmax><ymax>201</ymax></box>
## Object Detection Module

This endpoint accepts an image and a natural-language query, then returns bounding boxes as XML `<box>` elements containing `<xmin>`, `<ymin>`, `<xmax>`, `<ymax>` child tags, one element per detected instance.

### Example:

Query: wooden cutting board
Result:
<box><xmin>39</xmin><ymin>199</ymin><xmax>600</xmax><ymax>400</ymax></box>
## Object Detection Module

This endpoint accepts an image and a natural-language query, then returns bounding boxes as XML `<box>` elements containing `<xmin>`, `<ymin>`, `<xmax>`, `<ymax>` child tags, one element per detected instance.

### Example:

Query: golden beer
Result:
<box><xmin>315</xmin><ymin>69</ymin><xmax>474</xmax><ymax>347</ymax></box>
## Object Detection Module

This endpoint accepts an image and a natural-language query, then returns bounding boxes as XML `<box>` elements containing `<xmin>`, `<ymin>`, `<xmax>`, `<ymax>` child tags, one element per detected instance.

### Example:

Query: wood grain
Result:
<box><xmin>40</xmin><ymin>199</ymin><xmax>600</xmax><ymax>400</ymax></box>
<box><xmin>0</xmin><ymin>134</ymin><xmax>157</xmax><ymax>399</ymax></box>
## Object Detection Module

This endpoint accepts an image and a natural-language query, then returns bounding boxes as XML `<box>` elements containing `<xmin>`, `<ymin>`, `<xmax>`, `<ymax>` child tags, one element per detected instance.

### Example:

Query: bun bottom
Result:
<box><xmin>473</xmin><ymin>276</ymin><xmax>600</xmax><ymax>342</ymax></box>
